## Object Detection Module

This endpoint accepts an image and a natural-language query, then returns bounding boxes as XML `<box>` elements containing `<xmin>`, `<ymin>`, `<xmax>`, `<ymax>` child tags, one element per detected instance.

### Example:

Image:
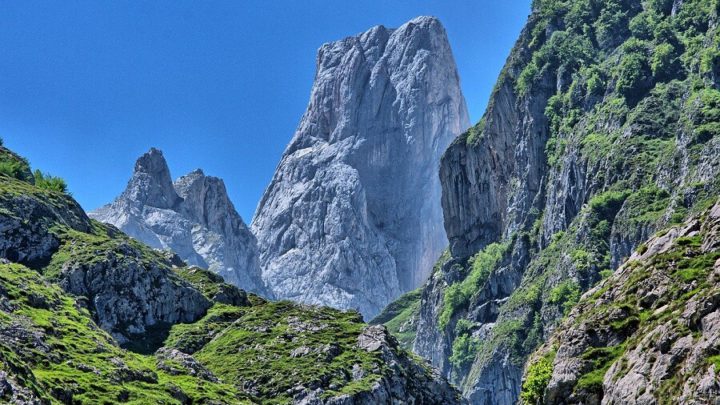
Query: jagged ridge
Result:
<box><xmin>90</xmin><ymin>148</ymin><xmax>269</xmax><ymax>297</ymax></box>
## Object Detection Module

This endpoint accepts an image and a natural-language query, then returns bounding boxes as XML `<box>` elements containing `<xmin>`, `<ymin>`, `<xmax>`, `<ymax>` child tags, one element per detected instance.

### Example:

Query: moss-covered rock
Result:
<box><xmin>523</xmin><ymin>200</ymin><xmax>720</xmax><ymax>404</ymax></box>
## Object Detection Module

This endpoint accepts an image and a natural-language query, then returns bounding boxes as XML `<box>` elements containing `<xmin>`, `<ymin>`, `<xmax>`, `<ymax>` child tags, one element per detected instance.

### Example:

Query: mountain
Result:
<box><xmin>0</xmin><ymin>144</ymin><xmax>463</xmax><ymax>404</ymax></box>
<box><xmin>522</xmin><ymin>199</ymin><xmax>720</xmax><ymax>404</ymax></box>
<box><xmin>252</xmin><ymin>16</ymin><xmax>470</xmax><ymax>319</ymax></box>
<box><xmin>90</xmin><ymin>148</ymin><xmax>269</xmax><ymax>296</ymax></box>
<box><xmin>377</xmin><ymin>0</ymin><xmax>720</xmax><ymax>404</ymax></box>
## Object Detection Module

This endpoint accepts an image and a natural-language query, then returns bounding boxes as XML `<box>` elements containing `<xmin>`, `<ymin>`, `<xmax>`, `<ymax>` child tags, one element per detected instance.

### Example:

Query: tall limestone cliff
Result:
<box><xmin>90</xmin><ymin>148</ymin><xmax>268</xmax><ymax>296</ymax></box>
<box><xmin>379</xmin><ymin>0</ymin><xmax>720</xmax><ymax>404</ymax></box>
<box><xmin>252</xmin><ymin>16</ymin><xmax>470</xmax><ymax>318</ymax></box>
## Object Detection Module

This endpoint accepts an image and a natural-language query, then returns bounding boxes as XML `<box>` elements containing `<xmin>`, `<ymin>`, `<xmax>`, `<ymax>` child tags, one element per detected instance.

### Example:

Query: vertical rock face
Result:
<box><xmin>251</xmin><ymin>16</ymin><xmax>470</xmax><ymax>319</ymax></box>
<box><xmin>90</xmin><ymin>148</ymin><xmax>268</xmax><ymax>296</ymax></box>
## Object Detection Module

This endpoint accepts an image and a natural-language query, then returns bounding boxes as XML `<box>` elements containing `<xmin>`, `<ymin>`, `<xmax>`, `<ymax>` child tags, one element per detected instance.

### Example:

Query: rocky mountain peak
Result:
<box><xmin>252</xmin><ymin>16</ymin><xmax>469</xmax><ymax>318</ymax></box>
<box><xmin>123</xmin><ymin>148</ymin><xmax>180</xmax><ymax>210</ymax></box>
<box><xmin>90</xmin><ymin>148</ymin><xmax>268</xmax><ymax>296</ymax></box>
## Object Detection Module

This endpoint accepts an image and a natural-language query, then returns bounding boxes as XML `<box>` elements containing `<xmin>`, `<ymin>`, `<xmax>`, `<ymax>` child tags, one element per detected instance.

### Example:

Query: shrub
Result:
<box><xmin>588</xmin><ymin>190</ymin><xmax>629</xmax><ymax>222</ymax></box>
<box><xmin>548</xmin><ymin>280</ymin><xmax>581</xmax><ymax>315</ymax></box>
<box><xmin>594</xmin><ymin>2</ymin><xmax>630</xmax><ymax>50</ymax></box>
<box><xmin>33</xmin><ymin>170</ymin><xmax>69</xmax><ymax>194</ymax></box>
<box><xmin>651</xmin><ymin>43</ymin><xmax>681</xmax><ymax>82</ymax></box>
<box><xmin>449</xmin><ymin>333</ymin><xmax>481</xmax><ymax>369</ymax></box>
<box><xmin>0</xmin><ymin>160</ymin><xmax>28</xmax><ymax>180</ymax></box>
<box><xmin>439</xmin><ymin>242</ymin><xmax>509</xmax><ymax>329</ymax></box>
<box><xmin>520</xmin><ymin>350</ymin><xmax>556</xmax><ymax>404</ymax></box>
<box><xmin>628</xmin><ymin>12</ymin><xmax>656</xmax><ymax>40</ymax></box>
<box><xmin>586</xmin><ymin>69</ymin><xmax>605</xmax><ymax>96</ymax></box>
<box><xmin>615</xmin><ymin>41</ymin><xmax>652</xmax><ymax>105</ymax></box>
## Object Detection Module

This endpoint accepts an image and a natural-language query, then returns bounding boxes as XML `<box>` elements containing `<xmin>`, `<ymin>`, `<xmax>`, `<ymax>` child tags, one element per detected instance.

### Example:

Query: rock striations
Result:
<box><xmin>90</xmin><ymin>148</ymin><xmax>268</xmax><ymax>296</ymax></box>
<box><xmin>252</xmin><ymin>16</ymin><xmax>470</xmax><ymax>319</ymax></box>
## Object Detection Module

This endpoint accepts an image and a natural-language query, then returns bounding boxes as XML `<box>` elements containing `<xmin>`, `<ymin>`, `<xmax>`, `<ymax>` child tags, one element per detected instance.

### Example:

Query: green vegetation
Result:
<box><xmin>33</xmin><ymin>169</ymin><xmax>69</xmax><ymax>194</ymax></box>
<box><xmin>0</xmin><ymin>147</ymin><xmax>32</xmax><ymax>183</ymax></box>
<box><xmin>520</xmin><ymin>349</ymin><xmax>556</xmax><ymax>405</ymax></box>
<box><xmin>182</xmin><ymin>301</ymin><xmax>384</xmax><ymax>403</ymax></box>
<box><xmin>548</xmin><ymin>280</ymin><xmax>581</xmax><ymax>315</ymax></box>
<box><xmin>527</xmin><ymin>202</ymin><xmax>720</xmax><ymax>400</ymax></box>
<box><xmin>449</xmin><ymin>319</ymin><xmax>481</xmax><ymax>369</ymax></box>
<box><xmin>615</xmin><ymin>39</ymin><xmax>653</xmax><ymax>105</ymax></box>
<box><xmin>576</xmin><ymin>344</ymin><xmax>627</xmax><ymax>393</ymax></box>
<box><xmin>439</xmin><ymin>242</ymin><xmax>509</xmax><ymax>329</ymax></box>
<box><xmin>370</xmin><ymin>288</ymin><xmax>422</xmax><ymax>349</ymax></box>
<box><xmin>0</xmin><ymin>263</ymin><xmax>246</xmax><ymax>404</ymax></box>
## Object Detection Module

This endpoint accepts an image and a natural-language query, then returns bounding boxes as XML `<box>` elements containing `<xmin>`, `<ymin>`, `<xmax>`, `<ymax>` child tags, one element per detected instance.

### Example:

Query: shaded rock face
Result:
<box><xmin>59</xmin><ymin>236</ymin><xmax>211</xmax><ymax>344</ymax></box>
<box><xmin>252</xmin><ymin>16</ymin><xmax>470</xmax><ymax>319</ymax></box>
<box><xmin>90</xmin><ymin>149</ymin><xmax>268</xmax><ymax>296</ymax></box>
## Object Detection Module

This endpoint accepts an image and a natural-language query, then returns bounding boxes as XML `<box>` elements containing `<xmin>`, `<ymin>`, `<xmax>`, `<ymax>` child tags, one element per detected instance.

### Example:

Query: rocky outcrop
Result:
<box><xmin>295</xmin><ymin>325</ymin><xmax>465</xmax><ymax>404</ymax></box>
<box><xmin>0</xmin><ymin>152</ymin><xmax>91</xmax><ymax>269</ymax></box>
<box><xmin>90</xmin><ymin>148</ymin><xmax>268</xmax><ymax>296</ymax></box>
<box><xmin>525</xmin><ymin>201</ymin><xmax>720</xmax><ymax>404</ymax></box>
<box><xmin>252</xmin><ymin>16</ymin><xmax>470</xmax><ymax>318</ymax></box>
<box><xmin>58</xmin><ymin>228</ymin><xmax>211</xmax><ymax>344</ymax></box>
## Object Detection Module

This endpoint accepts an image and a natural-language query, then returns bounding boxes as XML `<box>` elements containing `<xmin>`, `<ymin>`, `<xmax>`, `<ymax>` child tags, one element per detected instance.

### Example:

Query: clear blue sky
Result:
<box><xmin>0</xmin><ymin>0</ymin><xmax>531</xmax><ymax>221</ymax></box>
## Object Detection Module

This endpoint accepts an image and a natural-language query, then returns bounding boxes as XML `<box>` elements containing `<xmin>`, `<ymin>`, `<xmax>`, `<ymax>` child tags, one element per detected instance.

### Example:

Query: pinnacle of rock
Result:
<box><xmin>252</xmin><ymin>16</ymin><xmax>470</xmax><ymax>318</ymax></box>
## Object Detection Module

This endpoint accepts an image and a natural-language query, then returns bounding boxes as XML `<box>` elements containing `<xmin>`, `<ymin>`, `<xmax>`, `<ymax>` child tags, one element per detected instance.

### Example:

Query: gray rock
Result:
<box><xmin>252</xmin><ymin>16</ymin><xmax>469</xmax><ymax>319</ymax></box>
<box><xmin>90</xmin><ymin>148</ymin><xmax>269</xmax><ymax>296</ymax></box>
<box><xmin>293</xmin><ymin>325</ymin><xmax>466</xmax><ymax>404</ymax></box>
<box><xmin>155</xmin><ymin>347</ymin><xmax>219</xmax><ymax>382</ymax></box>
<box><xmin>59</xmin><ymin>239</ymin><xmax>211</xmax><ymax>344</ymax></box>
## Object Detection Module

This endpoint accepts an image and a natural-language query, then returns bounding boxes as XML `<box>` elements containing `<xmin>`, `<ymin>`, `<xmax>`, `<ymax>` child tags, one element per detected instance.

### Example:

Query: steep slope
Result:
<box><xmin>252</xmin><ymin>16</ymin><xmax>470</xmax><ymax>319</ymax></box>
<box><xmin>0</xmin><ymin>145</ymin><xmax>463</xmax><ymax>404</ymax></box>
<box><xmin>522</xmin><ymin>200</ymin><xmax>720</xmax><ymax>404</ymax></box>
<box><xmin>90</xmin><ymin>148</ymin><xmax>268</xmax><ymax>296</ymax></box>
<box><xmin>379</xmin><ymin>1</ymin><xmax>720</xmax><ymax>404</ymax></box>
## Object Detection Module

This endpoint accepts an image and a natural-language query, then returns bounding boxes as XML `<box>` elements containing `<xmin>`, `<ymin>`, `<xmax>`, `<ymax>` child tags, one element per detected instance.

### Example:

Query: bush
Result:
<box><xmin>651</xmin><ymin>43</ymin><xmax>681</xmax><ymax>82</ymax></box>
<box><xmin>449</xmin><ymin>331</ymin><xmax>481</xmax><ymax>369</ymax></box>
<box><xmin>589</xmin><ymin>190</ymin><xmax>629</xmax><ymax>222</ymax></box>
<box><xmin>33</xmin><ymin>170</ymin><xmax>69</xmax><ymax>194</ymax></box>
<box><xmin>615</xmin><ymin>41</ymin><xmax>652</xmax><ymax>105</ymax></box>
<box><xmin>520</xmin><ymin>350</ymin><xmax>555</xmax><ymax>404</ymax></box>
<box><xmin>0</xmin><ymin>160</ymin><xmax>29</xmax><ymax>180</ymax></box>
<box><xmin>548</xmin><ymin>280</ymin><xmax>581</xmax><ymax>315</ymax></box>
<box><xmin>585</xmin><ymin>68</ymin><xmax>606</xmax><ymax>96</ymax></box>
<box><xmin>594</xmin><ymin>2</ymin><xmax>630</xmax><ymax>50</ymax></box>
<box><xmin>439</xmin><ymin>242</ymin><xmax>509</xmax><ymax>329</ymax></box>
<box><xmin>628</xmin><ymin>12</ymin><xmax>656</xmax><ymax>40</ymax></box>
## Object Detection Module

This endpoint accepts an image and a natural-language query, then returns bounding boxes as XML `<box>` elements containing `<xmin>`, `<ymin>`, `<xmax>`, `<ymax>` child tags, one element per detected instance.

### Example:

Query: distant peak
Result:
<box><xmin>134</xmin><ymin>148</ymin><xmax>169</xmax><ymax>175</ymax></box>
<box><xmin>407</xmin><ymin>15</ymin><xmax>441</xmax><ymax>25</ymax></box>
<box><xmin>123</xmin><ymin>147</ymin><xmax>180</xmax><ymax>209</ymax></box>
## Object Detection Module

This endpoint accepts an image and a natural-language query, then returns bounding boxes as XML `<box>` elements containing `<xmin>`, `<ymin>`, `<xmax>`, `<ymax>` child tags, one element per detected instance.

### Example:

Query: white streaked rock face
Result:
<box><xmin>90</xmin><ymin>148</ymin><xmax>269</xmax><ymax>296</ymax></box>
<box><xmin>252</xmin><ymin>16</ymin><xmax>469</xmax><ymax>318</ymax></box>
